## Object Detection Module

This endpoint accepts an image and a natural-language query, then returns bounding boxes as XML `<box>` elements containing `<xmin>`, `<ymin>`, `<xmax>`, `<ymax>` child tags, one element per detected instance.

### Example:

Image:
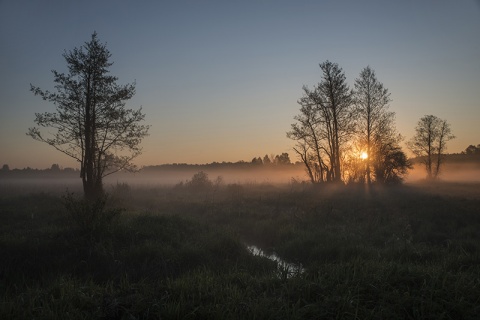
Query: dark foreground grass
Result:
<box><xmin>1</xmin><ymin>182</ymin><xmax>480</xmax><ymax>319</ymax></box>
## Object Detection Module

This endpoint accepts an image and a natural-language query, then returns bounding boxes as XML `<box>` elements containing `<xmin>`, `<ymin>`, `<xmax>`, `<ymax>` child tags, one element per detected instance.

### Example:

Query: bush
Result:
<box><xmin>186</xmin><ymin>171</ymin><xmax>213</xmax><ymax>191</ymax></box>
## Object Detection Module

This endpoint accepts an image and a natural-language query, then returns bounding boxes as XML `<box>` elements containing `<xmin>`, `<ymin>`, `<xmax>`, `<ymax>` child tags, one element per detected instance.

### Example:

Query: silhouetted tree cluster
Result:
<box><xmin>250</xmin><ymin>153</ymin><xmax>292</xmax><ymax>165</ymax></box>
<box><xmin>143</xmin><ymin>159</ymin><xmax>302</xmax><ymax>173</ymax></box>
<box><xmin>407</xmin><ymin>115</ymin><xmax>455</xmax><ymax>180</ymax></box>
<box><xmin>463</xmin><ymin>144</ymin><xmax>480</xmax><ymax>155</ymax></box>
<box><xmin>251</xmin><ymin>157</ymin><xmax>263</xmax><ymax>165</ymax></box>
<box><xmin>1</xmin><ymin>164</ymin><xmax>79</xmax><ymax>173</ymax></box>
<box><xmin>288</xmin><ymin>61</ymin><xmax>410</xmax><ymax>185</ymax></box>
<box><xmin>186</xmin><ymin>171</ymin><xmax>213</xmax><ymax>190</ymax></box>
<box><xmin>28</xmin><ymin>32</ymin><xmax>149</xmax><ymax>199</ymax></box>
<box><xmin>274</xmin><ymin>153</ymin><xmax>291</xmax><ymax>165</ymax></box>
<box><xmin>263</xmin><ymin>154</ymin><xmax>271</xmax><ymax>165</ymax></box>
<box><xmin>0</xmin><ymin>165</ymin><xmax>80</xmax><ymax>179</ymax></box>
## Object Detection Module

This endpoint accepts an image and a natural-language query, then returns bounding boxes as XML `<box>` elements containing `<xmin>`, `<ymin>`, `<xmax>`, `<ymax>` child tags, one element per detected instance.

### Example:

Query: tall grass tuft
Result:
<box><xmin>62</xmin><ymin>192</ymin><xmax>123</xmax><ymax>241</ymax></box>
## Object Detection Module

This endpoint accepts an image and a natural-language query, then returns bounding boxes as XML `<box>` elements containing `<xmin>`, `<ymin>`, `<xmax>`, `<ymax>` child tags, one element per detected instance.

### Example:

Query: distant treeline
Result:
<box><xmin>0</xmin><ymin>164</ymin><xmax>79</xmax><ymax>178</ymax></box>
<box><xmin>3</xmin><ymin>151</ymin><xmax>479</xmax><ymax>177</ymax></box>
<box><xmin>410</xmin><ymin>153</ymin><xmax>480</xmax><ymax>165</ymax></box>
<box><xmin>0</xmin><ymin>153</ymin><xmax>299</xmax><ymax>177</ymax></box>
<box><xmin>142</xmin><ymin>153</ymin><xmax>297</xmax><ymax>172</ymax></box>
<box><xmin>403</xmin><ymin>143</ymin><xmax>480</xmax><ymax>166</ymax></box>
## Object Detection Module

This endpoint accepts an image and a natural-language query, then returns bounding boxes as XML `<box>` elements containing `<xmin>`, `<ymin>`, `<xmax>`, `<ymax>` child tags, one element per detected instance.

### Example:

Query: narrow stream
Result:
<box><xmin>247</xmin><ymin>245</ymin><xmax>304</xmax><ymax>278</ymax></box>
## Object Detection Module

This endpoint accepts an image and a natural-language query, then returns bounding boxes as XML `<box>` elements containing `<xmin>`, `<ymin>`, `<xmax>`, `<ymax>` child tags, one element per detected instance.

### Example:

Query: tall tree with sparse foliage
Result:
<box><xmin>288</xmin><ymin>61</ymin><xmax>354</xmax><ymax>183</ymax></box>
<box><xmin>352</xmin><ymin>66</ymin><xmax>409</xmax><ymax>184</ymax></box>
<box><xmin>353</xmin><ymin>66</ymin><xmax>392</xmax><ymax>183</ymax></box>
<box><xmin>317</xmin><ymin>61</ymin><xmax>354</xmax><ymax>182</ymax></box>
<box><xmin>287</xmin><ymin>91</ymin><xmax>327</xmax><ymax>183</ymax></box>
<box><xmin>408</xmin><ymin>115</ymin><xmax>454</xmax><ymax>180</ymax></box>
<box><xmin>28</xmin><ymin>32</ymin><xmax>149</xmax><ymax>199</ymax></box>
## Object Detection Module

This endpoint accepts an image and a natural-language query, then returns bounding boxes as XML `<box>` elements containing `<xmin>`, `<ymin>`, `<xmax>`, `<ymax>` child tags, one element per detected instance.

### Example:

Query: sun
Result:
<box><xmin>360</xmin><ymin>152</ymin><xmax>368</xmax><ymax>160</ymax></box>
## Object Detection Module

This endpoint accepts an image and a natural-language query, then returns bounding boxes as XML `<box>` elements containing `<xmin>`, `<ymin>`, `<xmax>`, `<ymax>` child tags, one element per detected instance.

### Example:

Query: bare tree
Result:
<box><xmin>408</xmin><ymin>115</ymin><xmax>454</xmax><ymax>179</ymax></box>
<box><xmin>28</xmin><ymin>32</ymin><xmax>149</xmax><ymax>199</ymax></box>
<box><xmin>317</xmin><ymin>61</ymin><xmax>354</xmax><ymax>182</ymax></box>
<box><xmin>353</xmin><ymin>66</ymin><xmax>393</xmax><ymax>183</ymax></box>
<box><xmin>291</xmin><ymin>140</ymin><xmax>317</xmax><ymax>183</ymax></box>
<box><xmin>287</xmin><ymin>94</ymin><xmax>327</xmax><ymax>183</ymax></box>
<box><xmin>433</xmin><ymin>118</ymin><xmax>455</xmax><ymax>178</ymax></box>
<box><xmin>288</xmin><ymin>61</ymin><xmax>353</xmax><ymax>183</ymax></box>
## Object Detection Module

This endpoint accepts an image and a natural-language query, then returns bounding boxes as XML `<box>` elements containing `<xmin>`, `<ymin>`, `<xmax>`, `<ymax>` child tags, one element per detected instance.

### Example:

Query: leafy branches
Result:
<box><xmin>28</xmin><ymin>32</ymin><xmax>149</xmax><ymax>198</ymax></box>
<box><xmin>407</xmin><ymin>115</ymin><xmax>455</xmax><ymax>179</ymax></box>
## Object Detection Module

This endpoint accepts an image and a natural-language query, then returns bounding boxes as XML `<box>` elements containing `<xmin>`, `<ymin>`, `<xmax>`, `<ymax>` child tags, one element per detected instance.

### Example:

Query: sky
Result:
<box><xmin>1</xmin><ymin>0</ymin><xmax>479</xmax><ymax>169</ymax></box>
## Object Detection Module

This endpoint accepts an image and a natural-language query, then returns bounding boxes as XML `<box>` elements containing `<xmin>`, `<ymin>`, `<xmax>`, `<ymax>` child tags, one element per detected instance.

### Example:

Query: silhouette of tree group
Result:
<box><xmin>288</xmin><ymin>61</ymin><xmax>410</xmax><ymax>184</ymax></box>
<box><xmin>250</xmin><ymin>153</ymin><xmax>291</xmax><ymax>165</ymax></box>
<box><xmin>464</xmin><ymin>144</ymin><xmax>480</xmax><ymax>155</ymax></box>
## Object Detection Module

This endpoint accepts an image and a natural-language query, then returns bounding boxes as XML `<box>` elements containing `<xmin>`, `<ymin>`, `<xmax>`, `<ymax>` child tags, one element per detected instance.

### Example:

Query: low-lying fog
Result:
<box><xmin>405</xmin><ymin>162</ymin><xmax>480</xmax><ymax>183</ymax></box>
<box><xmin>1</xmin><ymin>162</ymin><xmax>479</xmax><ymax>196</ymax></box>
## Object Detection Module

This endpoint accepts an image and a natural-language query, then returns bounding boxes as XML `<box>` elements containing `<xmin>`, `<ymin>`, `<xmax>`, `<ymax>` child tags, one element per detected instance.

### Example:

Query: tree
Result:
<box><xmin>372</xmin><ymin>141</ymin><xmax>411</xmax><ymax>184</ymax></box>
<box><xmin>251</xmin><ymin>157</ymin><xmax>263</xmax><ymax>165</ymax></box>
<box><xmin>28</xmin><ymin>32</ymin><xmax>149</xmax><ymax>199</ymax></box>
<box><xmin>288</xmin><ymin>61</ymin><xmax>354</xmax><ymax>183</ymax></box>
<box><xmin>274</xmin><ymin>153</ymin><xmax>291</xmax><ymax>165</ymax></box>
<box><xmin>351</xmin><ymin>66</ymin><xmax>411</xmax><ymax>184</ymax></box>
<box><xmin>433</xmin><ymin>118</ymin><xmax>455</xmax><ymax>178</ymax></box>
<box><xmin>316</xmin><ymin>61</ymin><xmax>354</xmax><ymax>182</ymax></box>
<box><xmin>187</xmin><ymin>171</ymin><xmax>213</xmax><ymax>191</ymax></box>
<box><xmin>263</xmin><ymin>154</ymin><xmax>272</xmax><ymax>165</ymax></box>
<box><xmin>290</xmin><ymin>140</ymin><xmax>318</xmax><ymax>183</ymax></box>
<box><xmin>1</xmin><ymin>164</ymin><xmax>9</xmax><ymax>172</ymax></box>
<box><xmin>408</xmin><ymin>115</ymin><xmax>454</xmax><ymax>179</ymax></box>
<box><xmin>465</xmin><ymin>144</ymin><xmax>480</xmax><ymax>155</ymax></box>
<box><xmin>288</xmin><ymin>96</ymin><xmax>327</xmax><ymax>183</ymax></box>
<box><xmin>353</xmin><ymin>66</ymin><xmax>392</xmax><ymax>184</ymax></box>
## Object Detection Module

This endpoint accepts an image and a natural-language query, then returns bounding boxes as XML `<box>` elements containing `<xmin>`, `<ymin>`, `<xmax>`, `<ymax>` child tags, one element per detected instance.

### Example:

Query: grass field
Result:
<box><xmin>1</xmin><ymin>180</ymin><xmax>480</xmax><ymax>319</ymax></box>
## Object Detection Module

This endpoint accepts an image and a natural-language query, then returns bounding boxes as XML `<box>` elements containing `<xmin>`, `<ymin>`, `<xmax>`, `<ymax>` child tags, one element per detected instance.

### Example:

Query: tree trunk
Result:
<box><xmin>366</xmin><ymin>98</ymin><xmax>371</xmax><ymax>184</ymax></box>
<box><xmin>82</xmin><ymin>74</ymin><xmax>104</xmax><ymax>200</ymax></box>
<box><xmin>332</xmin><ymin>122</ymin><xmax>342</xmax><ymax>182</ymax></box>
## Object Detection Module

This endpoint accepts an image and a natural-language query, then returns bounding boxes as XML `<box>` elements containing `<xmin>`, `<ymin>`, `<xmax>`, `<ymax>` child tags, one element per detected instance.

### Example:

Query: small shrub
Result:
<box><xmin>186</xmin><ymin>171</ymin><xmax>213</xmax><ymax>191</ymax></box>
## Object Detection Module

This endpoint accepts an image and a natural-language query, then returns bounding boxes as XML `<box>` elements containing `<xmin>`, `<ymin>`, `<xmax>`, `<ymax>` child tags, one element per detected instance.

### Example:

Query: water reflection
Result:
<box><xmin>247</xmin><ymin>245</ymin><xmax>304</xmax><ymax>278</ymax></box>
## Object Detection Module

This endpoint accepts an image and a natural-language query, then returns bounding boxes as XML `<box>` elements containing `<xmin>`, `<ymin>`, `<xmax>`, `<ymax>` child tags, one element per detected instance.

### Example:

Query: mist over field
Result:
<box><xmin>0</xmin><ymin>164</ymin><xmax>302</xmax><ymax>194</ymax></box>
<box><xmin>406</xmin><ymin>162</ymin><xmax>480</xmax><ymax>182</ymax></box>
<box><xmin>1</xmin><ymin>160</ymin><xmax>480</xmax><ymax>197</ymax></box>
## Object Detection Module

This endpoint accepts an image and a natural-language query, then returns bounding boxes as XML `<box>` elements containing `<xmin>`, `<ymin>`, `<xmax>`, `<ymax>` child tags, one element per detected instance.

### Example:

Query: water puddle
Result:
<box><xmin>247</xmin><ymin>245</ymin><xmax>304</xmax><ymax>278</ymax></box>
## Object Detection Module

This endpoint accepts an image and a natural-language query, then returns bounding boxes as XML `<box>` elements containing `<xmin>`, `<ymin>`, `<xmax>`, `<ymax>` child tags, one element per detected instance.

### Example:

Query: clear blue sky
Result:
<box><xmin>1</xmin><ymin>0</ymin><xmax>479</xmax><ymax>169</ymax></box>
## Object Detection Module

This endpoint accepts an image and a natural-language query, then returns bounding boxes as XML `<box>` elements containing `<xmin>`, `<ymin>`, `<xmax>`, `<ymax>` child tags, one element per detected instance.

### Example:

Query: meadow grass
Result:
<box><xmin>1</xmin><ymin>182</ymin><xmax>479</xmax><ymax>319</ymax></box>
